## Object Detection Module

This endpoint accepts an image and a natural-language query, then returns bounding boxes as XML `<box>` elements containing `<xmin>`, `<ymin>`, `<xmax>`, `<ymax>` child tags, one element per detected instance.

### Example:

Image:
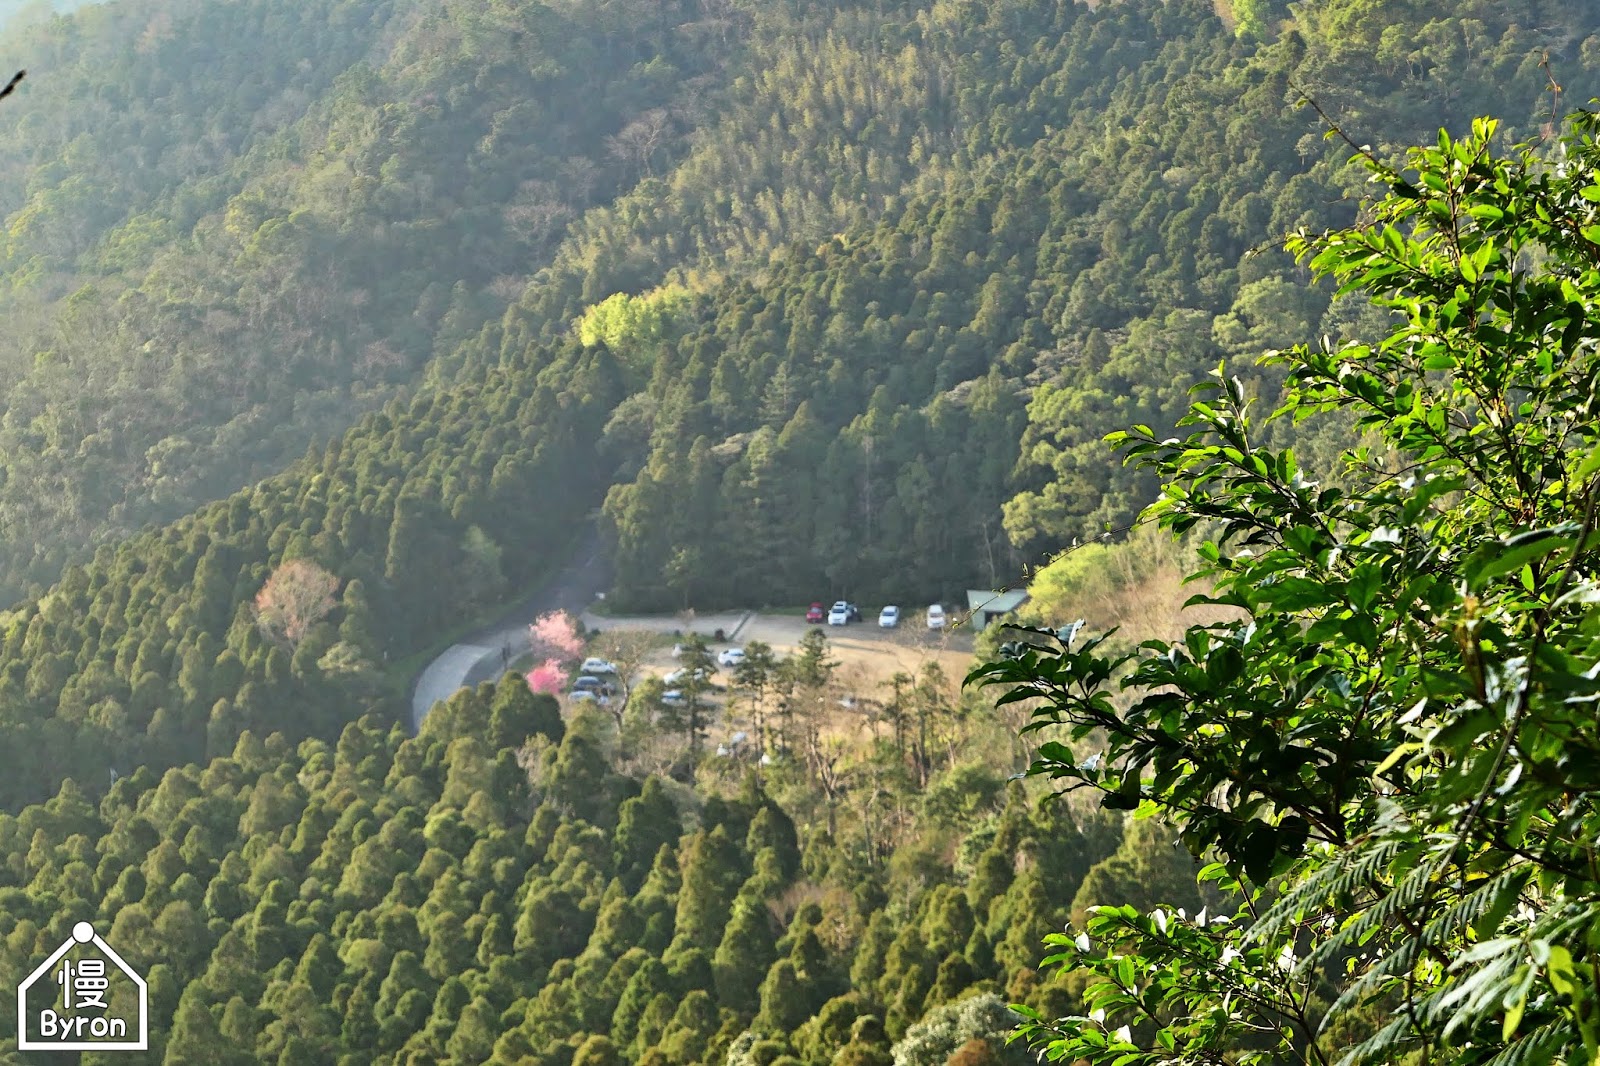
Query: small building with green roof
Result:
<box><xmin>964</xmin><ymin>588</ymin><xmax>1029</xmax><ymax>631</ymax></box>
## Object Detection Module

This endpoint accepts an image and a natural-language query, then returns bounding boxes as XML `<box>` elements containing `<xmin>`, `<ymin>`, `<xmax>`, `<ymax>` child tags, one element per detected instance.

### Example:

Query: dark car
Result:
<box><xmin>806</xmin><ymin>602</ymin><xmax>825</xmax><ymax>623</ymax></box>
<box><xmin>847</xmin><ymin>603</ymin><xmax>862</xmax><ymax>622</ymax></box>
<box><xmin>572</xmin><ymin>676</ymin><xmax>614</xmax><ymax>697</ymax></box>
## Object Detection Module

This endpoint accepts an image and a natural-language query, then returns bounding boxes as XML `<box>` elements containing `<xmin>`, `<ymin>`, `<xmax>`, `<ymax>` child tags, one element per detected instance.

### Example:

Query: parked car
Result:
<box><xmin>806</xmin><ymin>602</ymin><xmax>825</xmax><ymax>623</ymax></box>
<box><xmin>663</xmin><ymin>666</ymin><xmax>711</xmax><ymax>686</ymax></box>
<box><xmin>879</xmin><ymin>605</ymin><xmax>900</xmax><ymax>628</ymax></box>
<box><xmin>847</xmin><ymin>603</ymin><xmax>862</xmax><ymax>622</ymax></box>
<box><xmin>828</xmin><ymin>601</ymin><xmax>851</xmax><ymax>625</ymax></box>
<box><xmin>571</xmin><ymin>675</ymin><xmax>605</xmax><ymax>692</ymax></box>
<box><xmin>718</xmin><ymin>647</ymin><xmax>746</xmax><ymax>667</ymax></box>
<box><xmin>660</xmin><ymin>690</ymin><xmax>685</xmax><ymax>706</ymax></box>
<box><xmin>580</xmin><ymin>657</ymin><xmax>617</xmax><ymax>674</ymax></box>
<box><xmin>570</xmin><ymin>690</ymin><xmax>611</xmax><ymax>705</ymax></box>
<box><xmin>927</xmin><ymin>604</ymin><xmax>946</xmax><ymax>630</ymax></box>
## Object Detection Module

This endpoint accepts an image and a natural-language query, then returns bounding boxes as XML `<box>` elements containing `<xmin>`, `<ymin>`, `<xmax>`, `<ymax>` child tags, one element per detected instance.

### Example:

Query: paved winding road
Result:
<box><xmin>409</xmin><ymin>535</ymin><xmax>612</xmax><ymax>731</ymax></box>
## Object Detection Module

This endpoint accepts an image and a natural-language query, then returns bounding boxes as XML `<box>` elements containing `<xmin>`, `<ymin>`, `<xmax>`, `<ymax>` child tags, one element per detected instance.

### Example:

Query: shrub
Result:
<box><xmin>890</xmin><ymin>994</ymin><xmax>1028</xmax><ymax>1066</ymax></box>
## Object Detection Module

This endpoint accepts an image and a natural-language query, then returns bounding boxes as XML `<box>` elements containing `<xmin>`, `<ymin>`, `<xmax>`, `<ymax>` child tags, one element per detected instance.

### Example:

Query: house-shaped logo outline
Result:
<box><xmin>16</xmin><ymin>922</ymin><xmax>148</xmax><ymax>1051</ymax></box>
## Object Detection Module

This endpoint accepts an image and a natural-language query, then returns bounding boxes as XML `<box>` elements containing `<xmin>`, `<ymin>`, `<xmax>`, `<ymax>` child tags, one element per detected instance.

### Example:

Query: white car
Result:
<box><xmin>927</xmin><ymin>604</ymin><xmax>946</xmax><ymax>629</ymax></box>
<box><xmin>828</xmin><ymin>601</ymin><xmax>851</xmax><ymax>625</ymax></box>
<box><xmin>718</xmin><ymin>647</ymin><xmax>746</xmax><ymax>667</ymax></box>
<box><xmin>580</xmin><ymin>657</ymin><xmax>617</xmax><ymax>674</ymax></box>
<box><xmin>878</xmin><ymin>605</ymin><xmax>900</xmax><ymax>628</ymax></box>
<box><xmin>663</xmin><ymin>666</ymin><xmax>711</xmax><ymax>686</ymax></box>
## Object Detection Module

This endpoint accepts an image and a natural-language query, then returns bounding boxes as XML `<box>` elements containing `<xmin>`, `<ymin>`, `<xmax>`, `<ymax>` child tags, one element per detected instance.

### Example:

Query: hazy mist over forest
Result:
<box><xmin>0</xmin><ymin>0</ymin><xmax>1598</xmax><ymax>1062</ymax></box>
<box><xmin>0</xmin><ymin>0</ymin><xmax>94</xmax><ymax>33</ymax></box>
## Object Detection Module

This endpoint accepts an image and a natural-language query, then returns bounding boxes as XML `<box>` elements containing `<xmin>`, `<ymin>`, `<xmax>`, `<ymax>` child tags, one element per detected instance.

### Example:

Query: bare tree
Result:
<box><xmin>557</xmin><ymin>155</ymin><xmax>601</xmax><ymax>202</ymax></box>
<box><xmin>803</xmin><ymin>727</ymin><xmax>853</xmax><ymax>838</ymax></box>
<box><xmin>487</xmin><ymin>275</ymin><xmax>529</xmax><ymax>302</ymax></box>
<box><xmin>356</xmin><ymin>339</ymin><xmax>406</xmax><ymax>377</ymax></box>
<box><xmin>502</xmin><ymin>179</ymin><xmax>572</xmax><ymax>244</ymax></box>
<box><xmin>588</xmin><ymin>628</ymin><xmax>659</xmax><ymax>729</ymax></box>
<box><xmin>605</xmin><ymin>109</ymin><xmax>672</xmax><ymax>178</ymax></box>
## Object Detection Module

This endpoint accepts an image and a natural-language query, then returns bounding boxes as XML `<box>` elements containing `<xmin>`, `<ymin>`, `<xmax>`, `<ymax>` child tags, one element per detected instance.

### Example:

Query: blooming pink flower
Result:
<box><xmin>526</xmin><ymin>659</ymin><xmax>568</xmax><ymax>695</ymax></box>
<box><xmin>529</xmin><ymin>610</ymin><xmax>584</xmax><ymax>662</ymax></box>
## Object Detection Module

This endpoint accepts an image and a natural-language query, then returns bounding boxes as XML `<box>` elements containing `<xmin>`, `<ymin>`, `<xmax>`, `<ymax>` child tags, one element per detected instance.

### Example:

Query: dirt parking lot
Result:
<box><xmin>583</xmin><ymin>607</ymin><xmax>976</xmax><ymax>696</ymax></box>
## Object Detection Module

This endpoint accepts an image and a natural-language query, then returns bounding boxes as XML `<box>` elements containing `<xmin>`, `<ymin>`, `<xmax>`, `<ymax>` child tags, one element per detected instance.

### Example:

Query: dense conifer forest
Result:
<box><xmin>1</xmin><ymin>0</ymin><xmax>1599</xmax><ymax>1062</ymax></box>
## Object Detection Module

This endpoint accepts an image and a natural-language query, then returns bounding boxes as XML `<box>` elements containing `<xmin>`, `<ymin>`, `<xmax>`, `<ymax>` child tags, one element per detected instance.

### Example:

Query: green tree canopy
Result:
<box><xmin>971</xmin><ymin>112</ymin><xmax>1600</xmax><ymax>1064</ymax></box>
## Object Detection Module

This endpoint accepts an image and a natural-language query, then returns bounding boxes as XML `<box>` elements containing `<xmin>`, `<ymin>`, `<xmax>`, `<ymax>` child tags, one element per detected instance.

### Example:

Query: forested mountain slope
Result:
<box><xmin>0</xmin><ymin>662</ymin><xmax>1202</xmax><ymax>1065</ymax></box>
<box><xmin>0</xmin><ymin>1</ymin><xmax>91</xmax><ymax>32</ymax></box>
<box><xmin>0</xmin><ymin>0</ymin><xmax>743</xmax><ymax>602</ymax></box>
<box><xmin>0</xmin><ymin>0</ymin><xmax>1595</xmax><ymax>1062</ymax></box>
<box><xmin>0</xmin><ymin>0</ymin><xmax>1591</xmax><ymax>814</ymax></box>
<box><xmin>588</xmin><ymin>0</ymin><xmax>1600</xmax><ymax>608</ymax></box>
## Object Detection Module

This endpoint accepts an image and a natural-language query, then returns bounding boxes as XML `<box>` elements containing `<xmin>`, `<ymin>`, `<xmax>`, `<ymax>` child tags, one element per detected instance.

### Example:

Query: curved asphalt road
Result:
<box><xmin>409</xmin><ymin>535</ymin><xmax>612</xmax><ymax>732</ymax></box>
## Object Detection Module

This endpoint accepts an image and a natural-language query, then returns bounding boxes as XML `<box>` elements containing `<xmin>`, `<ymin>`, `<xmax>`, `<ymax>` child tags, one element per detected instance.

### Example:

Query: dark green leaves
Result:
<box><xmin>981</xmin><ymin>113</ymin><xmax>1600</xmax><ymax>1066</ymax></box>
<box><xmin>1463</xmin><ymin>525</ymin><xmax>1600</xmax><ymax>592</ymax></box>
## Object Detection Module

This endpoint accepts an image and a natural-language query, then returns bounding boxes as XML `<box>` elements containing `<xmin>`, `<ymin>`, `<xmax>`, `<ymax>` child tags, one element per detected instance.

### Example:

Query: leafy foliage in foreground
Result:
<box><xmin>969</xmin><ymin>114</ymin><xmax>1600</xmax><ymax>1064</ymax></box>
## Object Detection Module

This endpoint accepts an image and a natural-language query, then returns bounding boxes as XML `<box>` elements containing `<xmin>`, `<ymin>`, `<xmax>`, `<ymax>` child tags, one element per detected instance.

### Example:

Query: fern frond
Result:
<box><xmin>1247</xmin><ymin>838</ymin><xmax>1406</xmax><ymax>946</ymax></box>
<box><xmin>1336</xmin><ymin>1011</ymin><xmax>1415</xmax><ymax>1066</ymax></box>
<box><xmin>1476</xmin><ymin>1021</ymin><xmax>1575</xmax><ymax>1066</ymax></box>
<box><xmin>1301</xmin><ymin>855</ymin><xmax>1434</xmax><ymax>973</ymax></box>
<box><xmin>1326</xmin><ymin>936</ymin><xmax>1422</xmax><ymax>1018</ymax></box>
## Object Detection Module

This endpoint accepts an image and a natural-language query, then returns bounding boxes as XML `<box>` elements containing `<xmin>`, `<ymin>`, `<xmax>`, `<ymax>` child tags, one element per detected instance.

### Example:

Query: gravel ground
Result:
<box><xmin>413</xmin><ymin>550</ymin><xmax>979</xmax><ymax>731</ymax></box>
<box><xmin>605</xmin><ymin>609</ymin><xmax>976</xmax><ymax>694</ymax></box>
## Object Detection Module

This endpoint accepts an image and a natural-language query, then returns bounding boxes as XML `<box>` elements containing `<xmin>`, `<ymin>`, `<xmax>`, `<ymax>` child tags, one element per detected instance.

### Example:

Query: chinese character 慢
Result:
<box><xmin>53</xmin><ymin>957</ymin><xmax>109</xmax><ymax>1011</ymax></box>
<box><xmin>74</xmin><ymin>959</ymin><xmax>108</xmax><ymax>1009</ymax></box>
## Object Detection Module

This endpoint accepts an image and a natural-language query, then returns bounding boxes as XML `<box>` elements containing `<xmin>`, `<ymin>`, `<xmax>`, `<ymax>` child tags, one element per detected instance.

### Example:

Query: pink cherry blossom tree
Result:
<box><xmin>528</xmin><ymin>610</ymin><xmax>584</xmax><ymax>662</ymax></box>
<box><xmin>526</xmin><ymin>659</ymin><xmax>568</xmax><ymax>696</ymax></box>
<box><xmin>255</xmin><ymin>559</ymin><xmax>341</xmax><ymax>648</ymax></box>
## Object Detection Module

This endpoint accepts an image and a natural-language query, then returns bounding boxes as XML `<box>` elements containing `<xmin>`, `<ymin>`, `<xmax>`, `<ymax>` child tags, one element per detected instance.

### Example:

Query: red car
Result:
<box><xmin>806</xmin><ymin>602</ymin><xmax>825</xmax><ymax>623</ymax></box>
